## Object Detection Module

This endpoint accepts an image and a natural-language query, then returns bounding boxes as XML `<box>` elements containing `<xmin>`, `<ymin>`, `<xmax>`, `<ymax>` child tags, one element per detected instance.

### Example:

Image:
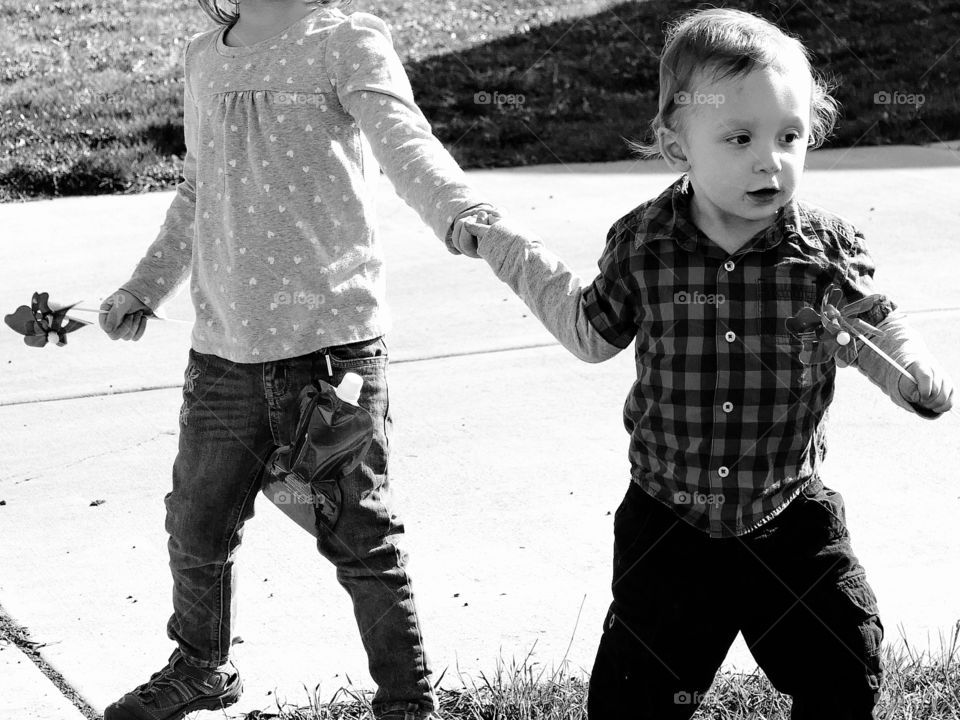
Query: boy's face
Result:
<box><xmin>661</xmin><ymin>60</ymin><xmax>812</xmax><ymax>241</ymax></box>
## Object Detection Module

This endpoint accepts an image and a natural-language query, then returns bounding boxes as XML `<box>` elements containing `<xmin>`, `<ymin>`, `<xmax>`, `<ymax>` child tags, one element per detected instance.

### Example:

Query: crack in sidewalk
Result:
<box><xmin>4</xmin><ymin>431</ymin><xmax>177</xmax><ymax>485</ymax></box>
<box><xmin>0</xmin><ymin>340</ymin><xmax>561</xmax><ymax>408</ymax></box>
<box><xmin>0</xmin><ymin>602</ymin><xmax>100</xmax><ymax>720</ymax></box>
<box><xmin>1</xmin><ymin>306</ymin><xmax>957</xmax><ymax>409</ymax></box>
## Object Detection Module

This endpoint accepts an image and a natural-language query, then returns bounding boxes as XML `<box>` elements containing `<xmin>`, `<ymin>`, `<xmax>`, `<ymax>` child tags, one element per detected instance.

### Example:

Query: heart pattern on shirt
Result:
<box><xmin>184</xmin><ymin>27</ymin><xmax>401</xmax><ymax>360</ymax></box>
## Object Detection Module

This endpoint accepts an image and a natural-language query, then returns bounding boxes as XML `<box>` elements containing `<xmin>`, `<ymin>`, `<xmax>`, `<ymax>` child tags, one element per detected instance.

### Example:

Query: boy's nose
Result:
<box><xmin>753</xmin><ymin>148</ymin><xmax>782</xmax><ymax>174</ymax></box>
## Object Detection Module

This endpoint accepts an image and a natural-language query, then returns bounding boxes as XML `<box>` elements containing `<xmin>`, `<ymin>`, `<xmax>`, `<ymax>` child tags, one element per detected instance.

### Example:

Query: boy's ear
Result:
<box><xmin>658</xmin><ymin>127</ymin><xmax>690</xmax><ymax>172</ymax></box>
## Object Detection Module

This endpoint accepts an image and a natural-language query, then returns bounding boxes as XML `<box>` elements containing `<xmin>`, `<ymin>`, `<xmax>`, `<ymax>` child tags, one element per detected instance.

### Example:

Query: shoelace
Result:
<box><xmin>134</xmin><ymin>659</ymin><xmax>208</xmax><ymax>703</ymax></box>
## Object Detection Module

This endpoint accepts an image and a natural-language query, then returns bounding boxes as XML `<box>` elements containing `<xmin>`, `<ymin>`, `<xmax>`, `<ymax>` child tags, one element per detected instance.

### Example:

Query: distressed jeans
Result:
<box><xmin>166</xmin><ymin>337</ymin><xmax>436</xmax><ymax>720</ymax></box>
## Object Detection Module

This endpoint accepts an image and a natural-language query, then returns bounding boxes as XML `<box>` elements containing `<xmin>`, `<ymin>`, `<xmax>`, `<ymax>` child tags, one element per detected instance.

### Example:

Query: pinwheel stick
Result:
<box><xmin>840</xmin><ymin>319</ymin><xmax>915</xmax><ymax>383</ymax></box>
<box><xmin>66</xmin><ymin>306</ymin><xmax>191</xmax><ymax>325</ymax></box>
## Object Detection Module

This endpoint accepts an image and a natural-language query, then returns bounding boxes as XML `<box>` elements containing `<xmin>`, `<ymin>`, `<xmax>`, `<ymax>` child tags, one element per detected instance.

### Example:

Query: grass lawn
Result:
<box><xmin>1</xmin><ymin>0</ymin><xmax>958</xmax><ymax>201</ymax></box>
<box><xmin>255</xmin><ymin>630</ymin><xmax>960</xmax><ymax>719</ymax></box>
<box><xmin>4</xmin><ymin>596</ymin><xmax>960</xmax><ymax>719</ymax></box>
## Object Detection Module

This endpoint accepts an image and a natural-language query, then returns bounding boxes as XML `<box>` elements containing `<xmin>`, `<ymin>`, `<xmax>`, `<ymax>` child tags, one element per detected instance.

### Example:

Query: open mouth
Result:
<box><xmin>748</xmin><ymin>187</ymin><xmax>780</xmax><ymax>198</ymax></box>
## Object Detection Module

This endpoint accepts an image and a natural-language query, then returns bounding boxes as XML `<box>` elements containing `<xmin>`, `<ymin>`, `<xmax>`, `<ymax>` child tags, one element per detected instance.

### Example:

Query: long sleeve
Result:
<box><xmin>843</xmin><ymin>311</ymin><xmax>935</xmax><ymax>415</ymax></box>
<box><xmin>832</xmin><ymin>224</ymin><xmax>935</xmax><ymax>416</ymax></box>
<box><xmin>328</xmin><ymin>13</ymin><xmax>486</xmax><ymax>246</ymax></box>
<box><xmin>121</xmin><ymin>44</ymin><xmax>198</xmax><ymax>310</ymax></box>
<box><xmin>477</xmin><ymin>218</ymin><xmax>624</xmax><ymax>363</ymax></box>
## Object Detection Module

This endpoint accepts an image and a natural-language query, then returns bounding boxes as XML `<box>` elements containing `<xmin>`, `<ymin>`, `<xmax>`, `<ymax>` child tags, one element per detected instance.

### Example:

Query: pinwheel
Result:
<box><xmin>786</xmin><ymin>284</ymin><xmax>914</xmax><ymax>383</ymax></box>
<box><xmin>4</xmin><ymin>292</ymin><xmax>92</xmax><ymax>347</ymax></box>
<box><xmin>5</xmin><ymin>291</ymin><xmax>186</xmax><ymax>347</ymax></box>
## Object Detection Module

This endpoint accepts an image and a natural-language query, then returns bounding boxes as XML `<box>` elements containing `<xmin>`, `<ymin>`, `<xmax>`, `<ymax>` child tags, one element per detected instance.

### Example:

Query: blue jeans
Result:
<box><xmin>589</xmin><ymin>479</ymin><xmax>883</xmax><ymax>719</ymax></box>
<box><xmin>165</xmin><ymin>338</ymin><xmax>436</xmax><ymax>720</ymax></box>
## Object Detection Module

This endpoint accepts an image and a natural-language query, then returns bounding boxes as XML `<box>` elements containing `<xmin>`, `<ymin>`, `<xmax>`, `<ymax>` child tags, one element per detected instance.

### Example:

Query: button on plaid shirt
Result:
<box><xmin>577</xmin><ymin>177</ymin><xmax>895</xmax><ymax>537</ymax></box>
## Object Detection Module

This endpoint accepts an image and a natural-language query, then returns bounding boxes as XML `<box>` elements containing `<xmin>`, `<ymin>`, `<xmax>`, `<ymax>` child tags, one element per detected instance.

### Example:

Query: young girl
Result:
<box><xmin>458</xmin><ymin>8</ymin><xmax>953</xmax><ymax>719</ymax></box>
<box><xmin>99</xmin><ymin>1</ymin><xmax>491</xmax><ymax>718</ymax></box>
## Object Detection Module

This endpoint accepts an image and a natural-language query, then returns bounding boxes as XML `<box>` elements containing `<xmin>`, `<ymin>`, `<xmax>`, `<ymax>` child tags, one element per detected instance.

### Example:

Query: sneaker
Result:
<box><xmin>103</xmin><ymin>649</ymin><xmax>242</xmax><ymax>720</ymax></box>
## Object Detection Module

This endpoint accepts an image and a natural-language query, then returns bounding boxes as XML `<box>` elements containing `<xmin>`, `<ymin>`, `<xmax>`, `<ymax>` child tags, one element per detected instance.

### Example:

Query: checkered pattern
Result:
<box><xmin>583</xmin><ymin>177</ymin><xmax>895</xmax><ymax>538</ymax></box>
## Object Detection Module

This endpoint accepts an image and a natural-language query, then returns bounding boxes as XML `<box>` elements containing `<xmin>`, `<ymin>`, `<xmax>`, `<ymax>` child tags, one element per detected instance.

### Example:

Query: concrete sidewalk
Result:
<box><xmin>0</xmin><ymin>640</ymin><xmax>87</xmax><ymax>720</ymax></box>
<box><xmin>1</xmin><ymin>146</ymin><xmax>959</xmax><ymax>717</ymax></box>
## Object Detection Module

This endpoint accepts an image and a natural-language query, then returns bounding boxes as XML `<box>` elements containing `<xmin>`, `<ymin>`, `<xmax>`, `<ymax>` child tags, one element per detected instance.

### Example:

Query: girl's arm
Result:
<box><xmin>461</xmin><ymin>215</ymin><xmax>635</xmax><ymax>363</ymax></box>
<box><xmin>328</xmin><ymin>14</ymin><xmax>490</xmax><ymax>252</ymax></box>
<box><xmin>120</xmin><ymin>42</ymin><xmax>199</xmax><ymax>311</ymax></box>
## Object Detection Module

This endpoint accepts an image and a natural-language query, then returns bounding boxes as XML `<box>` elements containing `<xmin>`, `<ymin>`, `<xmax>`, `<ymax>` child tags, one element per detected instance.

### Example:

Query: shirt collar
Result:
<box><xmin>635</xmin><ymin>175</ymin><xmax>821</xmax><ymax>253</ymax></box>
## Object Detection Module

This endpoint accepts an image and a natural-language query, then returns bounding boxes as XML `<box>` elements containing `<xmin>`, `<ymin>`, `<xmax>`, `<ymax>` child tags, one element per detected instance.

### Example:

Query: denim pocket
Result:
<box><xmin>327</xmin><ymin>336</ymin><xmax>388</xmax><ymax>368</ymax></box>
<box><xmin>322</xmin><ymin>337</ymin><xmax>390</xmax><ymax>477</ymax></box>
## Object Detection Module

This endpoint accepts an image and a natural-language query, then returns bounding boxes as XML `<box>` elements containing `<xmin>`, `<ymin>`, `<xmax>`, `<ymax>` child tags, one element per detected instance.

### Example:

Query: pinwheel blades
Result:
<box><xmin>5</xmin><ymin>291</ymin><xmax>91</xmax><ymax>347</ymax></box>
<box><xmin>3</xmin><ymin>304</ymin><xmax>39</xmax><ymax>336</ymax></box>
<box><xmin>784</xmin><ymin>306</ymin><xmax>822</xmax><ymax>335</ymax></box>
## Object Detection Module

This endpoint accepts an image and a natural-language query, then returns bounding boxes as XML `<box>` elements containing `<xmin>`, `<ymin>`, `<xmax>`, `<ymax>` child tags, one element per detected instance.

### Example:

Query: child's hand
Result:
<box><xmin>897</xmin><ymin>359</ymin><xmax>954</xmax><ymax>418</ymax></box>
<box><xmin>99</xmin><ymin>289</ymin><xmax>151</xmax><ymax>341</ymax></box>
<box><xmin>451</xmin><ymin>208</ymin><xmax>500</xmax><ymax>257</ymax></box>
<box><xmin>450</xmin><ymin>205</ymin><xmax>501</xmax><ymax>258</ymax></box>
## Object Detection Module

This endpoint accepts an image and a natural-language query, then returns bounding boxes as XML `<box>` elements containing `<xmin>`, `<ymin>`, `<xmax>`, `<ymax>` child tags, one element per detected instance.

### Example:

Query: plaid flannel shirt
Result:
<box><xmin>479</xmin><ymin>175</ymin><xmax>913</xmax><ymax>538</ymax></box>
<box><xmin>579</xmin><ymin>177</ymin><xmax>895</xmax><ymax>537</ymax></box>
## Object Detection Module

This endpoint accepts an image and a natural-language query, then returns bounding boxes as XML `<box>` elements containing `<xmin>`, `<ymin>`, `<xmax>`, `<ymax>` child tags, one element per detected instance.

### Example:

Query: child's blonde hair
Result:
<box><xmin>197</xmin><ymin>0</ymin><xmax>347</xmax><ymax>26</ymax></box>
<box><xmin>634</xmin><ymin>8</ymin><xmax>838</xmax><ymax>158</ymax></box>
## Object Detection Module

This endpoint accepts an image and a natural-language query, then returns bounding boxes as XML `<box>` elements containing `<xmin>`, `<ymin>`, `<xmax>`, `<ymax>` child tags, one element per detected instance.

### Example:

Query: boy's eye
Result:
<box><xmin>782</xmin><ymin>131</ymin><xmax>802</xmax><ymax>144</ymax></box>
<box><xmin>726</xmin><ymin>134</ymin><xmax>751</xmax><ymax>145</ymax></box>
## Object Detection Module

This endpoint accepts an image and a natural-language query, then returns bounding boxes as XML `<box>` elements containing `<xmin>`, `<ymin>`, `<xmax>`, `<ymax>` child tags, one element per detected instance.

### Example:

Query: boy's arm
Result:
<box><xmin>329</xmin><ymin>14</ymin><xmax>490</xmax><ymax>253</ymax></box>
<box><xmin>120</xmin><ymin>45</ymin><xmax>198</xmax><ymax>311</ymax></box>
<box><xmin>837</xmin><ymin>228</ymin><xmax>953</xmax><ymax>417</ymax></box>
<box><xmin>840</xmin><ymin>312</ymin><xmax>935</xmax><ymax>414</ymax></box>
<box><xmin>471</xmin><ymin>216</ymin><xmax>637</xmax><ymax>363</ymax></box>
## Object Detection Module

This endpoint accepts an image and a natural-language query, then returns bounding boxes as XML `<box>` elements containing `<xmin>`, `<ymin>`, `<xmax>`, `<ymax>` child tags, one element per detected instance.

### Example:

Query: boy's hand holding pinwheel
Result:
<box><xmin>787</xmin><ymin>285</ymin><xmax>953</xmax><ymax>418</ymax></box>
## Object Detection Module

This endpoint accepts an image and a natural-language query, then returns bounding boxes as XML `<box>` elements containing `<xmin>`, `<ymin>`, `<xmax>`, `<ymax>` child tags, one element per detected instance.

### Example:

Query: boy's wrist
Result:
<box><xmin>895</xmin><ymin>362</ymin><xmax>944</xmax><ymax>419</ymax></box>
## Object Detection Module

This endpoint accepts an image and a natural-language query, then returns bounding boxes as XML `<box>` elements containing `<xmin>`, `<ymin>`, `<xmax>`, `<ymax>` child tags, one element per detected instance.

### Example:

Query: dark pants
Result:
<box><xmin>165</xmin><ymin>338</ymin><xmax>436</xmax><ymax>720</ymax></box>
<box><xmin>588</xmin><ymin>480</ymin><xmax>883</xmax><ymax>719</ymax></box>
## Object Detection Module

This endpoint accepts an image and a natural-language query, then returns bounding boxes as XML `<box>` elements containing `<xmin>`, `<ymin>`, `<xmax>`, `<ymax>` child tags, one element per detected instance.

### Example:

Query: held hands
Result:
<box><xmin>449</xmin><ymin>205</ymin><xmax>501</xmax><ymax>258</ymax></box>
<box><xmin>897</xmin><ymin>360</ymin><xmax>955</xmax><ymax>418</ymax></box>
<box><xmin>99</xmin><ymin>289</ymin><xmax>152</xmax><ymax>341</ymax></box>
